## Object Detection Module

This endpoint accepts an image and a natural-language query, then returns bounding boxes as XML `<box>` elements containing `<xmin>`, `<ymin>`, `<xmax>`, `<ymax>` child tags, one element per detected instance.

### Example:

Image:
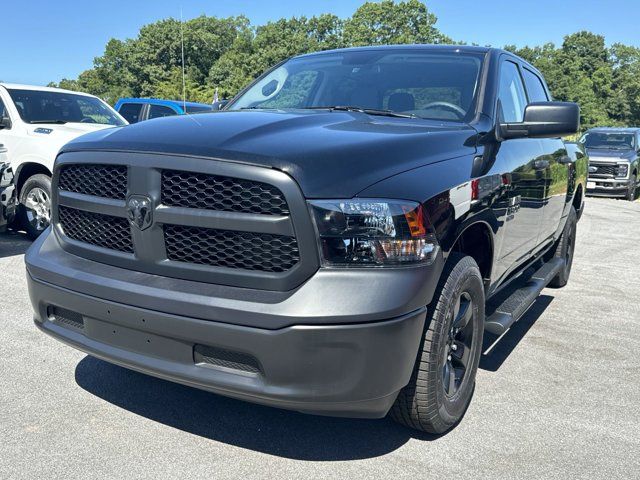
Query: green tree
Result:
<box><xmin>343</xmin><ymin>0</ymin><xmax>450</xmax><ymax>46</ymax></box>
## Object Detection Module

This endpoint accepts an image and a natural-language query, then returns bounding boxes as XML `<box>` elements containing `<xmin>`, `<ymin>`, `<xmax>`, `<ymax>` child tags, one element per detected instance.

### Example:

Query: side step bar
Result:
<box><xmin>484</xmin><ymin>258</ymin><xmax>564</xmax><ymax>335</ymax></box>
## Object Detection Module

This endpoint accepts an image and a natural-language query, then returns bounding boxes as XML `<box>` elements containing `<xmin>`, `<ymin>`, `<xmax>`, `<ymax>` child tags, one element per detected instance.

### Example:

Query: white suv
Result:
<box><xmin>0</xmin><ymin>84</ymin><xmax>127</xmax><ymax>238</ymax></box>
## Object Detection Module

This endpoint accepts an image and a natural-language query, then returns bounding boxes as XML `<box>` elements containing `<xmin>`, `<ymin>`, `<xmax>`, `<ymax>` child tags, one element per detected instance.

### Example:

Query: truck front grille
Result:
<box><xmin>53</xmin><ymin>154</ymin><xmax>318</xmax><ymax>291</ymax></box>
<box><xmin>58</xmin><ymin>164</ymin><xmax>128</xmax><ymax>199</ymax></box>
<box><xmin>589</xmin><ymin>163</ymin><xmax>617</xmax><ymax>177</ymax></box>
<box><xmin>58</xmin><ymin>206</ymin><xmax>134</xmax><ymax>253</ymax></box>
<box><xmin>164</xmin><ymin>225</ymin><xmax>299</xmax><ymax>272</ymax></box>
<box><xmin>161</xmin><ymin>170</ymin><xmax>289</xmax><ymax>215</ymax></box>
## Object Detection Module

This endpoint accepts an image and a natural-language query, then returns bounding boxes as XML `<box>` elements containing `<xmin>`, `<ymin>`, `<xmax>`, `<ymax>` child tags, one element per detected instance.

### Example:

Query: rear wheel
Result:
<box><xmin>18</xmin><ymin>174</ymin><xmax>52</xmax><ymax>240</ymax></box>
<box><xmin>390</xmin><ymin>253</ymin><xmax>484</xmax><ymax>434</ymax></box>
<box><xmin>548</xmin><ymin>206</ymin><xmax>577</xmax><ymax>288</ymax></box>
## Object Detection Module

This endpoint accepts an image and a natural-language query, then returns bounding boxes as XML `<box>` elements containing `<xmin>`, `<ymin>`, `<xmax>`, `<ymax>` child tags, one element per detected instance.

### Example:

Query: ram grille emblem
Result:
<box><xmin>127</xmin><ymin>195</ymin><xmax>153</xmax><ymax>231</ymax></box>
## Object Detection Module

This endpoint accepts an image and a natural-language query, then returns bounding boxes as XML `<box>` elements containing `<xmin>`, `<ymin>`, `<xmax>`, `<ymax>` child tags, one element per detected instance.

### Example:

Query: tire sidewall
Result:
<box><xmin>433</xmin><ymin>259</ymin><xmax>485</xmax><ymax>423</ymax></box>
<box><xmin>18</xmin><ymin>174</ymin><xmax>52</xmax><ymax>239</ymax></box>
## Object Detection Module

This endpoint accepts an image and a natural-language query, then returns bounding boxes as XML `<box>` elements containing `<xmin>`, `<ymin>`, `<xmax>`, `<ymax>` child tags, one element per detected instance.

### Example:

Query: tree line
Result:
<box><xmin>51</xmin><ymin>0</ymin><xmax>640</xmax><ymax>130</ymax></box>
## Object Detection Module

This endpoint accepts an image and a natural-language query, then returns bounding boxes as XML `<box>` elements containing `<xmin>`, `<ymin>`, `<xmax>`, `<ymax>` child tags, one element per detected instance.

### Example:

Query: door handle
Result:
<box><xmin>558</xmin><ymin>155</ymin><xmax>574</xmax><ymax>164</ymax></box>
<box><xmin>534</xmin><ymin>160</ymin><xmax>550</xmax><ymax>170</ymax></box>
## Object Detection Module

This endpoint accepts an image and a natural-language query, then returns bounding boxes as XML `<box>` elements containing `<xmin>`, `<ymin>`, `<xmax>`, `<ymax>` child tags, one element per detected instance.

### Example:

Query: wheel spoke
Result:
<box><xmin>24</xmin><ymin>197</ymin><xmax>38</xmax><ymax>210</ymax></box>
<box><xmin>443</xmin><ymin>361</ymin><xmax>456</xmax><ymax>396</ymax></box>
<box><xmin>452</xmin><ymin>296</ymin><xmax>472</xmax><ymax>330</ymax></box>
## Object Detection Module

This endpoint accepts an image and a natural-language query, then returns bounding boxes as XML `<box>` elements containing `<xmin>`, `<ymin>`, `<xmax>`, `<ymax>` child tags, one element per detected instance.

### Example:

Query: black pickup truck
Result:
<box><xmin>26</xmin><ymin>45</ymin><xmax>585</xmax><ymax>433</ymax></box>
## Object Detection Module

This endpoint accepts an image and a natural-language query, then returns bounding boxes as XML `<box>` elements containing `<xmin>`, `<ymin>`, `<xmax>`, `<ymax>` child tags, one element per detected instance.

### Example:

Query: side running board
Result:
<box><xmin>484</xmin><ymin>258</ymin><xmax>564</xmax><ymax>335</ymax></box>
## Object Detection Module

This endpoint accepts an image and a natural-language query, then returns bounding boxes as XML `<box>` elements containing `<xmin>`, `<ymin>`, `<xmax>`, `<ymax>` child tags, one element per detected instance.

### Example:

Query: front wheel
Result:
<box><xmin>390</xmin><ymin>253</ymin><xmax>484</xmax><ymax>434</ymax></box>
<box><xmin>18</xmin><ymin>174</ymin><xmax>52</xmax><ymax>240</ymax></box>
<box><xmin>627</xmin><ymin>174</ymin><xmax>637</xmax><ymax>201</ymax></box>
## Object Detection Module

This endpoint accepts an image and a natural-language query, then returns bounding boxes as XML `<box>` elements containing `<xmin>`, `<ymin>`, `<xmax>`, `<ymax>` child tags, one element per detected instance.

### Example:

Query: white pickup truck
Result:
<box><xmin>0</xmin><ymin>84</ymin><xmax>127</xmax><ymax>238</ymax></box>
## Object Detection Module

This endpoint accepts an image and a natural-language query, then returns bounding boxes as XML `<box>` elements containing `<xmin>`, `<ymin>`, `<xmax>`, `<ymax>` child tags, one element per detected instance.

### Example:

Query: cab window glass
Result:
<box><xmin>118</xmin><ymin>103</ymin><xmax>143</xmax><ymax>123</ymax></box>
<box><xmin>148</xmin><ymin>104</ymin><xmax>177</xmax><ymax>120</ymax></box>
<box><xmin>522</xmin><ymin>68</ymin><xmax>549</xmax><ymax>103</ymax></box>
<box><xmin>498</xmin><ymin>61</ymin><xmax>527</xmax><ymax>122</ymax></box>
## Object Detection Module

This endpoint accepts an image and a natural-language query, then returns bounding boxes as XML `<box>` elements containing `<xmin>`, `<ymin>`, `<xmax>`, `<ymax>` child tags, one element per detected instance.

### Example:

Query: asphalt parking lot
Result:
<box><xmin>1</xmin><ymin>197</ymin><xmax>639</xmax><ymax>480</ymax></box>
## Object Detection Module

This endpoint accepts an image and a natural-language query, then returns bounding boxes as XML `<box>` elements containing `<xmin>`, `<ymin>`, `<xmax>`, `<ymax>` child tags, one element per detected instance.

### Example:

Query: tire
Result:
<box><xmin>18</xmin><ymin>174</ymin><xmax>52</xmax><ymax>240</ymax></box>
<box><xmin>627</xmin><ymin>174</ymin><xmax>637</xmax><ymax>202</ymax></box>
<box><xmin>548</xmin><ymin>206</ymin><xmax>577</xmax><ymax>288</ymax></box>
<box><xmin>390</xmin><ymin>253</ymin><xmax>485</xmax><ymax>434</ymax></box>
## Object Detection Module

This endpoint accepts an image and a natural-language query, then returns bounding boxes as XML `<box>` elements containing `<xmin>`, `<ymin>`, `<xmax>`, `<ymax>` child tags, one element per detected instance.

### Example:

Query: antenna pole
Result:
<box><xmin>180</xmin><ymin>7</ymin><xmax>186</xmax><ymax>112</ymax></box>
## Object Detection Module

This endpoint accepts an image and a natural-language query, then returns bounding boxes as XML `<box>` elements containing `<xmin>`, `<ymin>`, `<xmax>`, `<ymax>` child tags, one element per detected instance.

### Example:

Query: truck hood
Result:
<box><xmin>586</xmin><ymin>148</ymin><xmax>637</xmax><ymax>162</ymax></box>
<box><xmin>60</xmin><ymin>110</ymin><xmax>477</xmax><ymax>198</ymax></box>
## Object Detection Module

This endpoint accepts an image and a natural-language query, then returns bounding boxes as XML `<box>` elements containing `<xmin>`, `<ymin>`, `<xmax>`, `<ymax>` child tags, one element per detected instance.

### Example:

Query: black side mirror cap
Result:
<box><xmin>499</xmin><ymin>102</ymin><xmax>580</xmax><ymax>140</ymax></box>
<box><xmin>212</xmin><ymin>100</ymin><xmax>229</xmax><ymax>111</ymax></box>
<box><xmin>0</xmin><ymin>116</ymin><xmax>11</xmax><ymax>130</ymax></box>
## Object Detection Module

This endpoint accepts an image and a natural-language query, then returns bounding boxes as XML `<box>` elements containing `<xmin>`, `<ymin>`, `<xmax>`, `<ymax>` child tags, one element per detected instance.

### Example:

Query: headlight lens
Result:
<box><xmin>617</xmin><ymin>164</ymin><xmax>629</xmax><ymax>178</ymax></box>
<box><xmin>308</xmin><ymin>199</ymin><xmax>439</xmax><ymax>266</ymax></box>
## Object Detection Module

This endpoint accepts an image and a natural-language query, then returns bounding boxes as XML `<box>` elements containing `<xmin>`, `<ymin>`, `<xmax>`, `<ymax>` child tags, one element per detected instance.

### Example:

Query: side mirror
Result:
<box><xmin>0</xmin><ymin>115</ymin><xmax>11</xmax><ymax>130</ymax></box>
<box><xmin>499</xmin><ymin>102</ymin><xmax>580</xmax><ymax>140</ymax></box>
<box><xmin>212</xmin><ymin>100</ymin><xmax>229</xmax><ymax>111</ymax></box>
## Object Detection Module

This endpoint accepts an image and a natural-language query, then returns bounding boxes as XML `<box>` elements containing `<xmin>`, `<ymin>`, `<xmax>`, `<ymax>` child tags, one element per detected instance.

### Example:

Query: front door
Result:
<box><xmin>493</xmin><ymin>60</ymin><xmax>546</xmax><ymax>277</ymax></box>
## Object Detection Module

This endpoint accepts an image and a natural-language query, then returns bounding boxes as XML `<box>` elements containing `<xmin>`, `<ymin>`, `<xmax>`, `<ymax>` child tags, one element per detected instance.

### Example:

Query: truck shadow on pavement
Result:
<box><xmin>480</xmin><ymin>295</ymin><xmax>554</xmax><ymax>372</ymax></box>
<box><xmin>74</xmin><ymin>295</ymin><xmax>553</xmax><ymax>459</ymax></box>
<box><xmin>74</xmin><ymin>357</ymin><xmax>437</xmax><ymax>460</ymax></box>
<box><xmin>0</xmin><ymin>231</ymin><xmax>31</xmax><ymax>258</ymax></box>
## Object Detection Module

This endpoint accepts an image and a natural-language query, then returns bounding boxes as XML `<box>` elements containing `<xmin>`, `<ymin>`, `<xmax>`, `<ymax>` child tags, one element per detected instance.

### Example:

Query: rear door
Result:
<box><xmin>522</xmin><ymin>67</ymin><xmax>569</xmax><ymax>244</ymax></box>
<box><xmin>117</xmin><ymin>102</ymin><xmax>144</xmax><ymax>124</ymax></box>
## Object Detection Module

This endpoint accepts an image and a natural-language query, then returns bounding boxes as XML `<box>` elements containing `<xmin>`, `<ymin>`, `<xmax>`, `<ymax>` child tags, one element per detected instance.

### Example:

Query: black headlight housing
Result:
<box><xmin>308</xmin><ymin>199</ymin><xmax>439</xmax><ymax>267</ymax></box>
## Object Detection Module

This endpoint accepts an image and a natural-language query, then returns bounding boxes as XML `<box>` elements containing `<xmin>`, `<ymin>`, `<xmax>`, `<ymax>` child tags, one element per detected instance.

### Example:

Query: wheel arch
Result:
<box><xmin>15</xmin><ymin>162</ymin><xmax>52</xmax><ymax>195</ymax></box>
<box><xmin>447</xmin><ymin>221</ymin><xmax>495</xmax><ymax>286</ymax></box>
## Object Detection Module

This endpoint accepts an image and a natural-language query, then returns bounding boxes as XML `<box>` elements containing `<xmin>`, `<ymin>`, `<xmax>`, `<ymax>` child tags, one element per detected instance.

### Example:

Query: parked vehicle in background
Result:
<box><xmin>580</xmin><ymin>127</ymin><xmax>640</xmax><ymax>201</ymax></box>
<box><xmin>27</xmin><ymin>45</ymin><xmax>584</xmax><ymax>434</ymax></box>
<box><xmin>0</xmin><ymin>143</ymin><xmax>16</xmax><ymax>232</ymax></box>
<box><xmin>0</xmin><ymin>84</ymin><xmax>127</xmax><ymax>238</ymax></box>
<box><xmin>114</xmin><ymin>98</ymin><xmax>216</xmax><ymax>124</ymax></box>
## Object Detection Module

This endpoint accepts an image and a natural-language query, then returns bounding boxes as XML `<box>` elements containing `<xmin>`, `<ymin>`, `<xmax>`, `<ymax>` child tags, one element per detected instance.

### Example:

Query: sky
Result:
<box><xmin>2</xmin><ymin>0</ymin><xmax>639</xmax><ymax>86</ymax></box>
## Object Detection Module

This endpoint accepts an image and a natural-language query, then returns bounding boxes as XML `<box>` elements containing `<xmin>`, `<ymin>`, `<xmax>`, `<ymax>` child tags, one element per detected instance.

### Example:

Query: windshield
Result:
<box><xmin>228</xmin><ymin>50</ymin><xmax>483</xmax><ymax>121</ymax></box>
<box><xmin>8</xmin><ymin>89</ymin><xmax>126</xmax><ymax>126</ymax></box>
<box><xmin>580</xmin><ymin>132</ymin><xmax>636</xmax><ymax>150</ymax></box>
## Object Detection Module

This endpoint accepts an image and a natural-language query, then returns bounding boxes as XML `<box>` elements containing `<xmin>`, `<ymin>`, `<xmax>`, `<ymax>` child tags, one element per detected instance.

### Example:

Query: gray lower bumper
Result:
<box><xmin>26</xmin><ymin>229</ymin><xmax>435</xmax><ymax>418</ymax></box>
<box><xmin>29</xmin><ymin>274</ymin><xmax>426</xmax><ymax>418</ymax></box>
<box><xmin>586</xmin><ymin>177</ymin><xmax>632</xmax><ymax>197</ymax></box>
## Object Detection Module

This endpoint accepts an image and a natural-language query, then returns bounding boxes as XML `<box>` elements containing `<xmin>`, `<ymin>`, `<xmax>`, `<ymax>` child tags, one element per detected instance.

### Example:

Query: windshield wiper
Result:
<box><xmin>29</xmin><ymin>120</ymin><xmax>67</xmax><ymax>124</ymax></box>
<box><xmin>304</xmin><ymin>106</ymin><xmax>417</xmax><ymax>118</ymax></box>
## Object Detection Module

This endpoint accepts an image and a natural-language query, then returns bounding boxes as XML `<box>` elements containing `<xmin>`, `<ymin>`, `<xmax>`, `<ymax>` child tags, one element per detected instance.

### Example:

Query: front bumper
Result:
<box><xmin>586</xmin><ymin>177</ymin><xmax>632</xmax><ymax>197</ymax></box>
<box><xmin>26</xmin><ymin>229</ymin><xmax>438</xmax><ymax>418</ymax></box>
<box><xmin>0</xmin><ymin>163</ymin><xmax>16</xmax><ymax>231</ymax></box>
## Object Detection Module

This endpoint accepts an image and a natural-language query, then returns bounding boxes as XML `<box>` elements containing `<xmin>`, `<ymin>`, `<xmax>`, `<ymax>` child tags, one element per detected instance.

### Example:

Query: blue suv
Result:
<box><xmin>114</xmin><ymin>98</ymin><xmax>215</xmax><ymax>124</ymax></box>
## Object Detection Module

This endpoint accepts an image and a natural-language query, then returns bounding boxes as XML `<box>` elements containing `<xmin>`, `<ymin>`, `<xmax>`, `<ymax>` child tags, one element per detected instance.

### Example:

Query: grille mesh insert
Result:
<box><xmin>49</xmin><ymin>306</ymin><xmax>84</xmax><ymax>330</ymax></box>
<box><xmin>58</xmin><ymin>164</ymin><xmax>128</xmax><ymax>199</ymax></box>
<box><xmin>161</xmin><ymin>170</ymin><xmax>289</xmax><ymax>215</ymax></box>
<box><xmin>164</xmin><ymin>225</ymin><xmax>299</xmax><ymax>272</ymax></box>
<box><xmin>59</xmin><ymin>206</ymin><xmax>133</xmax><ymax>253</ymax></box>
<box><xmin>590</xmin><ymin>164</ymin><xmax>618</xmax><ymax>176</ymax></box>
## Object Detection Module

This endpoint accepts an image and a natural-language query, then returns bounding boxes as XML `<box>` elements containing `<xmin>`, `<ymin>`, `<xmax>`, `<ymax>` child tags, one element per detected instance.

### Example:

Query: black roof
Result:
<box><xmin>294</xmin><ymin>44</ymin><xmax>494</xmax><ymax>59</ymax></box>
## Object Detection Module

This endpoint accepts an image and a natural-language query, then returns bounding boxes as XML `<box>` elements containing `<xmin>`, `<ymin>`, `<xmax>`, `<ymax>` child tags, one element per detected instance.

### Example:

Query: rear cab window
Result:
<box><xmin>118</xmin><ymin>103</ymin><xmax>144</xmax><ymax>124</ymax></box>
<box><xmin>522</xmin><ymin>68</ymin><xmax>549</xmax><ymax>103</ymax></box>
<box><xmin>148</xmin><ymin>104</ymin><xmax>177</xmax><ymax>120</ymax></box>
